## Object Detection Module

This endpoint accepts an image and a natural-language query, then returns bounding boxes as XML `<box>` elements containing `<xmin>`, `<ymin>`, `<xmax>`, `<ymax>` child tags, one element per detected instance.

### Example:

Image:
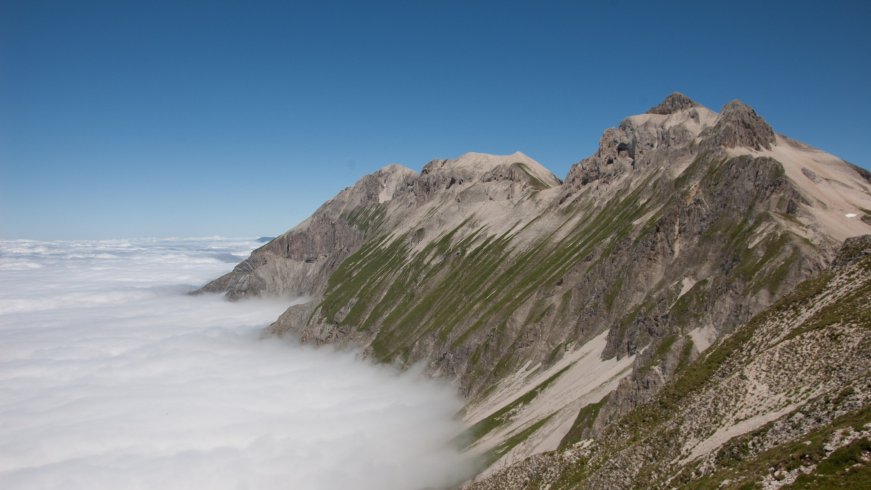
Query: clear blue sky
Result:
<box><xmin>2</xmin><ymin>1</ymin><xmax>870</xmax><ymax>239</ymax></box>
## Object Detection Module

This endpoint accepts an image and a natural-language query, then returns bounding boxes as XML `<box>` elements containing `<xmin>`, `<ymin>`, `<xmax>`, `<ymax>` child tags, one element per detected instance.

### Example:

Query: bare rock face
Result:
<box><xmin>831</xmin><ymin>234</ymin><xmax>871</xmax><ymax>267</ymax></box>
<box><xmin>563</xmin><ymin>127</ymin><xmax>636</xmax><ymax>187</ymax></box>
<box><xmin>564</xmin><ymin>96</ymin><xmax>717</xmax><ymax>193</ymax></box>
<box><xmin>702</xmin><ymin>99</ymin><xmax>776</xmax><ymax>150</ymax></box>
<box><xmin>801</xmin><ymin>166</ymin><xmax>822</xmax><ymax>182</ymax></box>
<box><xmin>199</xmin><ymin>164</ymin><xmax>416</xmax><ymax>299</ymax></box>
<box><xmin>646</xmin><ymin>92</ymin><xmax>699</xmax><ymax>115</ymax></box>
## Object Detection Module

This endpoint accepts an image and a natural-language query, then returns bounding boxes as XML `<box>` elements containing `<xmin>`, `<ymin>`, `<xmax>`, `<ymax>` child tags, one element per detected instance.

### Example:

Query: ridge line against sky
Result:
<box><xmin>1</xmin><ymin>1</ymin><xmax>870</xmax><ymax>240</ymax></box>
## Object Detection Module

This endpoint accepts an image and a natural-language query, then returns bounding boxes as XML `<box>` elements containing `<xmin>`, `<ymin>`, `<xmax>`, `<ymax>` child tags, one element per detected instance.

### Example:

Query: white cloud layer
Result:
<box><xmin>0</xmin><ymin>238</ymin><xmax>471</xmax><ymax>489</ymax></box>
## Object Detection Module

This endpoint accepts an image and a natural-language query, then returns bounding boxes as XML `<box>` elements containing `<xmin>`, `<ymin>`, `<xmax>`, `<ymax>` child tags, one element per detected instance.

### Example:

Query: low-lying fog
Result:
<box><xmin>0</xmin><ymin>237</ymin><xmax>470</xmax><ymax>489</ymax></box>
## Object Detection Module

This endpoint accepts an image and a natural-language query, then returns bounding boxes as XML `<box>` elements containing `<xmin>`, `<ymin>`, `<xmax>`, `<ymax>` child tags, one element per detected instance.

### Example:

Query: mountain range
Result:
<box><xmin>201</xmin><ymin>93</ymin><xmax>871</xmax><ymax>488</ymax></box>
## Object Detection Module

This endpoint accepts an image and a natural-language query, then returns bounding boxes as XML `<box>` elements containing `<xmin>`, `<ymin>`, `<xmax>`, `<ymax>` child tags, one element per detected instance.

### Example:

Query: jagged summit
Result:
<box><xmin>565</xmin><ymin>94</ymin><xmax>793</xmax><ymax>190</ymax></box>
<box><xmin>565</xmin><ymin>94</ymin><xmax>717</xmax><ymax>189</ymax></box>
<box><xmin>703</xmin><ymin>99</ymin><xmax>776</xmax><ymax>150</ymax></box>
<box><xmin>646</xmin><ymin>92</ymin><xmax>700</xmax><ymax>115</ymax></box>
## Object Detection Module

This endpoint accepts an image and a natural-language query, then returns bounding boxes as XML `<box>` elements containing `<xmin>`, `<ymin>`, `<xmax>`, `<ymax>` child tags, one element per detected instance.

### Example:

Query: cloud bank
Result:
<box><xmin>0</xmin><ymin>238</ymin><xmax>471</xmax><ymax>489</ymax></box>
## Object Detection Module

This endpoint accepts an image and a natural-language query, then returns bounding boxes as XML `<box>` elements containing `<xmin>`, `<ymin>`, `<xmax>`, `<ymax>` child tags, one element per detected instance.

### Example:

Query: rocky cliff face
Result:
<box><xmin>701</xmin><ymin>100</ymin><xmax>776</xmax><ymax>151</ymax></box>
<box><xmin>200</xmin><ymin>164</ymin><xmax>416</xmax><ymax>299</ymax></box>
<box><xmin>201</xmin><ymin>93</ymin><xmax>871</xmax><ymax>478</ymax></box>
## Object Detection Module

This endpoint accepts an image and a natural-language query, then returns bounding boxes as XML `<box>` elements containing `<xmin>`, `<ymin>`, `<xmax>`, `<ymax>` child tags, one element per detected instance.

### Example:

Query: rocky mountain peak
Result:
<box><xmin>419</xmin><ymin>151</ymin><xmax>560</xmax><ymax>190</ymax></box>
<box><xmin>646</xmin><ymin>92</ymin><xmax>699</xmax><ymax>115</ymax></box>
<box><xmin>703</xmin><ymin>99</ymin><xmax>776</xmax><ymax>150</ymax></box>
<box><xmin>564</xmin><ymin>93</ymin><xmax>715</xmax><ymax>190</ymax></box>
<box><xmin>423</xmin><ymin>151</ymin><xmax>532</xmax><ymax>172</ymax></box>
<box><xmin>373</xmin><ymin>163</ymin><xmax>417</xmax><ymax>177</ymax></box>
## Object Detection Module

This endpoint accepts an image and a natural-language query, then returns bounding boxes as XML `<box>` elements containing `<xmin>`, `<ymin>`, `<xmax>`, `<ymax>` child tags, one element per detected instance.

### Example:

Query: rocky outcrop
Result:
<box><xmin>702</xmin><ymin>100</ymin><xmax>776</xmax><ymax>150</ymax></box>
<box><xmin>832</xmin><ymin>234</ymin><xmax>871</xmax><ymax>267</ymax></box>
<box><xmin>563</xmin><ymin>100</ymin><xmax>716</xmax><ymax>192</ymax></box>
<box><xmin>199</xmin><ymin>164</ymin><xmax>416</xmax><ymax>299</ymax></box>
<box><xmin>646</xmin><ymin>92</ymin><xmax>699</xmax><ymax>115</ymax></box>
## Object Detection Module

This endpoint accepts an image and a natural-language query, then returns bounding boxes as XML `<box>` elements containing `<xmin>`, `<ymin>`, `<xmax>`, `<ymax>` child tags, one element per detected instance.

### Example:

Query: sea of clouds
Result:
<box><xmin>0</xmin><ymin>237</ymin><xmax>471</xmax><ymax>489</ymax></box>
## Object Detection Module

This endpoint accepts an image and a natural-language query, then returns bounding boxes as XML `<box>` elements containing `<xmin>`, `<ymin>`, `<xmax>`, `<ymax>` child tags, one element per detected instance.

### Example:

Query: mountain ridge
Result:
<box><xmin>200</xmin><ymin>93</ymin><xmax>871</xmax><ymax>482</ymax></box>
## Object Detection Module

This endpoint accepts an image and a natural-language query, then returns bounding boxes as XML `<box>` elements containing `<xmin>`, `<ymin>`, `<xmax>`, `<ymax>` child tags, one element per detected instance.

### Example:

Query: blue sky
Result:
<box><xmin>2</xmin><ymin>1</ymin><xmax>870</xmax><ymax>239</ymax></box>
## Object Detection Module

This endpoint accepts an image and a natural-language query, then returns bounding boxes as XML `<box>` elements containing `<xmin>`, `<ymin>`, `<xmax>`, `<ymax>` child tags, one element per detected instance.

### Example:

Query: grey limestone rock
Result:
<box><xmin>646</xmin><ymin>91</ymin><xmax>699</xmax><ymax>115</ymax></box>
<box><xmin>702</xmin><ymin>99</ymin><xmax>776</xmax><ymax>150</ymax></box>
<box><xmin>831</xmin><ymin>234</ymin><xmax>871</xmax><ymax>268</ymax></box>
<box><xmin>199</xmin><ymin>163</ymin><xmax>416</xmax><ymax>299</ymax></box>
